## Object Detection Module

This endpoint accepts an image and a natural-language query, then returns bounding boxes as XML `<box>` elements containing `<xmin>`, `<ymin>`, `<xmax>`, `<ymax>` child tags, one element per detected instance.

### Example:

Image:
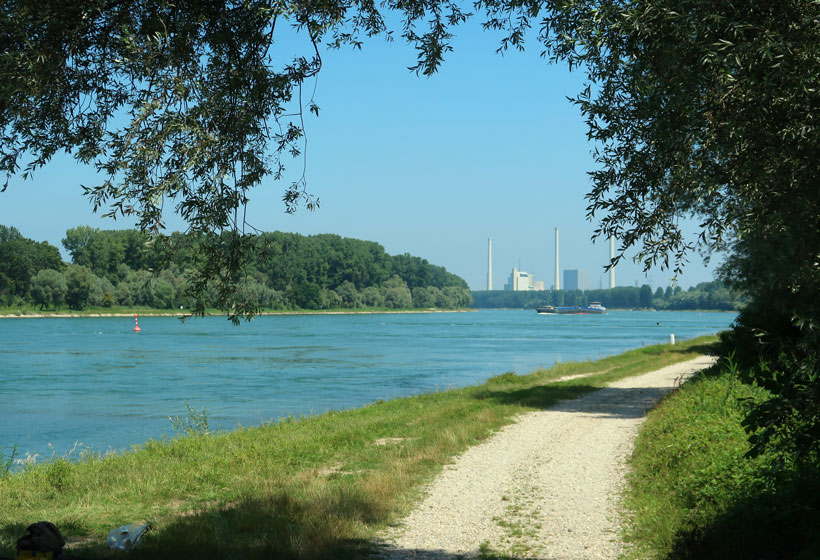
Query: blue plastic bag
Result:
<box><xmin>106</xmin><ymin>523</ymin><xmax>151</xmax><ymax>551</ymax></box>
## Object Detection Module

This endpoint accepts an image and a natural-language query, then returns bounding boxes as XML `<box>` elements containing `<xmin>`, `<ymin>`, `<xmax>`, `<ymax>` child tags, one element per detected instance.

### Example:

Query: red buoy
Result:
<box><xmin>133</xmin><ymin>313</ymin><xmax>141</xmax><ymax>332</ymax></box>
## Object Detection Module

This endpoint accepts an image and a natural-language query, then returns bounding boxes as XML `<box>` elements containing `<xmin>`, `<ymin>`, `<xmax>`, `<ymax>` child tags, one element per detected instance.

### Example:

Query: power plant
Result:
<box><xmin>485</xmin><ymin>228</ymin><xmax>617</xmax><ymax>291</ymax></box>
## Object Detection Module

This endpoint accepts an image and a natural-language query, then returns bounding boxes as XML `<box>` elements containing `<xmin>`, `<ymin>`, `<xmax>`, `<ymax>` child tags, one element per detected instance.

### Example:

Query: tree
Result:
<box><xmin>62</xmin><ymin>226</ymin><xmax>95</xmax><ymax>269</ymax></box>
<box><xmin>62</xmin><ymin>226</ymin><xmax>152</xmax><ymax>282</ymax></box>
<box><xmin>380</xmin><ymin>275</ymin><xmax>412</xmax><ymax>309</ymax></box>
<box><xmin>320</xmin><ymin>288</ymin><xmax>342</xmax><ymax>310</ymax></box>
<box><xmin>335</xmin><ymin>281</ymin><xmax>360</xmax><ymax>308</ymax></box>
<box><xmin>0</xmin><ymin>225</ymin><xmax>23</xmax><ymax>244</ymax></box>
<box><xmin>290</xmin><ymin>282</ymin><xmax>322</xmax><ymax>310</ymax></box>
<box><xmin>639</xmin><ymin>285</ymin><xmax>653</xmax><ymax>309</ymax></box>
<box><xmin>64</xmin><ymin>265</ymin><xmax>98</xmax><ymax>310</ymax></box>
<box><xmin>150</xmin><ymin>277</ymin><xmax>175</xmax><ymax>309</ymax></box>
<box><xmin>0</xmin><ymin>233</ymin><xmax>63</xmax><ymax>298</ymax></box>
<box><xmin>412</xmin><ymin>286</ymin><xmax>438</xmax><ymax>308</ymax></box>
<box><xmin>442</xmin><ymin>286</ymin><xmax>472</xmax><ymax>308</ymax></box>
<box><xmin>30</xmin><ymin>269</ymin><xmax>67</xmax><ymax>310</ymax></box>
<box><xmin>360</xmin><ymin>286</ymin><xmax>384</xmax><ymax>308</ymax></box>
<box><xmin>540</xmin><ymin>0</ymin><xmax>819</xmax><ymax>467</ymax></box>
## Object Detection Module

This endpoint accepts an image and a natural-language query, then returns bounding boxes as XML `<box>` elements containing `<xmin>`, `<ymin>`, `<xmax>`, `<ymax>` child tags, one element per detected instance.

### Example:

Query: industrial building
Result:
<box><xmin>505</xmin><ymin>268</ymin><xmax>544</xmax><ymax>291</ymax></box>
<box><xmin>563</xmin><ymin>269</ymin><xmax>590</xmax><ymax>291</ymax></box>
<box><xmin>486</xmin><ymin>229</ymin><xmax>614</xmax><ymax>292</ymax></box>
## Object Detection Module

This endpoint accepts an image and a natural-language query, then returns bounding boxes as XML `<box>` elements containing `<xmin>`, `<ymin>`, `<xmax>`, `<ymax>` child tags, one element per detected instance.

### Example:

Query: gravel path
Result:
<box><xmin>374</xmin><ymin>355</ymin><xmax>716</xmax><ymax>560</ymax></box>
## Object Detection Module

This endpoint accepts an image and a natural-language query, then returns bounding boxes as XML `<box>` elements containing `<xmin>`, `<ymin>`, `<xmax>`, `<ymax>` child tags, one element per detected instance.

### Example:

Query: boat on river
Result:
<box><xmin>536</xmin><ymin>302</ymin><xmax>607</xmax><ymax>315</ymax></box>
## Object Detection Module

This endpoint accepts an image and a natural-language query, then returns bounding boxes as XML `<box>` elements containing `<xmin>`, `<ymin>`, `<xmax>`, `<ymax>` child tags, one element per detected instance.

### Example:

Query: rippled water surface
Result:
<box><xmin>1</xmin><ymin>309</ymin><xmax>735</xmax><ymax>460</ymax></box>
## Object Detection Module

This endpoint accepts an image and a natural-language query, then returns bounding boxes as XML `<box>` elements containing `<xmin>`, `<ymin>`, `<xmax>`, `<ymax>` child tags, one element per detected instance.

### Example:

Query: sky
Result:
<box><xmin>0</xmin><ymin>18</ymin><xmax>722</xmax><ymax>291</ymax></box>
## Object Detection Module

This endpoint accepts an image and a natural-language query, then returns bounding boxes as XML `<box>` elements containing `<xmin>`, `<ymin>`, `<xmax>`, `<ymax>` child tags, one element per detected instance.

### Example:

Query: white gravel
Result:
<box><xmin>374</xmin><ymin>355</ymin><xmax>716</xmax><ymax>559</ymax></box>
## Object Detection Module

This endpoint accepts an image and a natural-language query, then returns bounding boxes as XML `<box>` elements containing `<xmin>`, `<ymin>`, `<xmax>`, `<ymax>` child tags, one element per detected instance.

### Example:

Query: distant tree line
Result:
<box><xmin>472</xmin><ymin>281</ymin><xmax>744</xmax><ymax>311</ymax></box>
<box><xmin>0</xmin><ymin>225</ymin><xmax>472</xmax><ymax>312</ymax></box>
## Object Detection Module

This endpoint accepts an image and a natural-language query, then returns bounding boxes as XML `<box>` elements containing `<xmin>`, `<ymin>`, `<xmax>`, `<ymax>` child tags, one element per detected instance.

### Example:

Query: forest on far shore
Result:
<box><xmin>0</xmin><ymin>225</ymin><xmax>473</xmax><ymax>312</ymax></box>
<box><xmin>472</xmin><ymin>281</ymin><xmax>743</xmax><ymax>311</ymax></box>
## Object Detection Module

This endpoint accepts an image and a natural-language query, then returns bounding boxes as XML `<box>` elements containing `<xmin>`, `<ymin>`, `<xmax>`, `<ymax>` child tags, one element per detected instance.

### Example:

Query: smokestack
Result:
<box><xmin>554</xmin><ymin>227</ymin><xmax>560</xmax><ymax>290</ymax></box>
<box><xmin>609</xmin><ymin>236</ymin><xmax>615</xmax><ymax>289</ymax></box>
<box><xmin>487</xmin><ymin>237</ymin><xmax>493</xmax><ymax>291</ymax></box>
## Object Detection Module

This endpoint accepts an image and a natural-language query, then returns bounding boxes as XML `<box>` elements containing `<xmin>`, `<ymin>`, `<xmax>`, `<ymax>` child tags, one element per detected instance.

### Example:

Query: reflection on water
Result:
<box><xmin>0</xmin><ymin>309</ymin><xmax>735</xmax><ymax>461</ymax></box>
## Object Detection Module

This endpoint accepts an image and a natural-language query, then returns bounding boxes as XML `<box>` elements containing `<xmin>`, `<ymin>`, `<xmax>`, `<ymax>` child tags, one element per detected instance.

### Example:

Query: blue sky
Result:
<box><xmin>0</xmin><ymin>19</ymin><xmax>722</xmax><ymax>290</ymax></box>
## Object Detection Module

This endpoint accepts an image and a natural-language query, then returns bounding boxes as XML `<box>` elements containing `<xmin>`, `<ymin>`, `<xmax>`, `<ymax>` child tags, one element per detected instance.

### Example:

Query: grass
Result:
<box><xmin>0</xmin><ymin>304</ymin><xmax>189</xmax><ymax>317</ymax></box>
<box><xmin>0</xmin><ymin>336</ymin><xmax>716</xmax><ymax>559</ymax></box>
<box><xmin>622</xmin><ymin>357</ymin><xmax>820</xmax><ymax>559</ymax></box>
<box><xmin>1</xmin><ymin>445</ymin><xmax>17</xmax><ymax>478</ymax></box>
<box><xmin>492</xmin><ymin>486</ymin><xmax>543</xmax><ymax>557</ymax></box>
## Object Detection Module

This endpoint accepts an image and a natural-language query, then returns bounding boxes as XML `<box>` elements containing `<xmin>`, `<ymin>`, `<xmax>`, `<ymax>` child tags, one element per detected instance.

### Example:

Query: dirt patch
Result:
<box><xmin>373</xmin><ymin>438</ymin><xmax>408</xmax><ymax>446</ymax></box>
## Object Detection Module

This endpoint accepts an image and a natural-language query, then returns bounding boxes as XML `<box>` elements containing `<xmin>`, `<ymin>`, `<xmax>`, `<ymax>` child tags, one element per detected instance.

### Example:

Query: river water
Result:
<box><xmin>0</xmin><ymin>309</ymin><xmax>735</xmax><ymax>462</ymax></box>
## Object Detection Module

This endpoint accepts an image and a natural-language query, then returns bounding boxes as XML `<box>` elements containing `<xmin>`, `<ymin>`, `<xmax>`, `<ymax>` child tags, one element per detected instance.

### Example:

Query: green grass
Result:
<box><xmin>0</xmin><ymin>304</ymin><xmax>189</xmax><ymax>317</ymax></box>
<box><xmin>622</xmin><ymin>358</ymin><xmax>820</xmax><ymax>560</ymax></box>
<box><xmin>0</xmin><ymin>336</ymin><xmax>716</xmax><ymax>560</ymax></box>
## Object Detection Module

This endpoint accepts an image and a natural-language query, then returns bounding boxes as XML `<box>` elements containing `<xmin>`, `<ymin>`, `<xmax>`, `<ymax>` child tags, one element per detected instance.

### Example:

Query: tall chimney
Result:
<box><xmin>554</xmin><ymin>227</ymin><xmax>560</xmax><ymax>290</ymax></box>
<box><xmin>487</xmin><ymin>237</ymin><xmax>493</xmax><ymax>291</ymax></box>
<box><xmin>609</xmin><ymin>236</ymin><xmax>615</xmax><ymax>289</ymax></box>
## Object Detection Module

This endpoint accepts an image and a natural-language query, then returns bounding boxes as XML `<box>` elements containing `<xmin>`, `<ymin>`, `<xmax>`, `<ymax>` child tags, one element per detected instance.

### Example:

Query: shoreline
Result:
<box><xmin>0</xmin><ymin>308</ymin><xmax>477</xmax><ymax>319</ymax></box>
<box><xmin>0</xmin><ymin>307</ymin><xmax>732</xmax><ymax>319</ymax></box>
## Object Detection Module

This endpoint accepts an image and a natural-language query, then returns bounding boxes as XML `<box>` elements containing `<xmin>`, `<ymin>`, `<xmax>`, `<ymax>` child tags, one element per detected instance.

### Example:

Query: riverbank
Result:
<box><xmin>0</xmin><ymin>307</ymin><xmax>475</xmax><ymax>319</ymax></box>
<box><xmin>0</xmin><ymin>336</ymin><xmax>716</xmax><ymax>559</ymax></box>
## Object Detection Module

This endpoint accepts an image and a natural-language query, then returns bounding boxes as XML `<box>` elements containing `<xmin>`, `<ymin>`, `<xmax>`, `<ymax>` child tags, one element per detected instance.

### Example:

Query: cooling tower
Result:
<box><xmin>554</xmin><ymin>228</ymin><xmax>560</xmax><ymax>290</ymax></box>
<box><xmin>487</xmin><ymin>237</ymin><xmax>493</xmax><ymax>291</ymax></box>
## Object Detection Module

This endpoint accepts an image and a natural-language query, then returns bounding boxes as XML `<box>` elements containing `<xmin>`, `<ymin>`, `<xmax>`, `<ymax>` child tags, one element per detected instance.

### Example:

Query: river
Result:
<box><xmin>0</xmin><ymin>309</ymin><xmax>735</xmax><ymax>463</ymax></box>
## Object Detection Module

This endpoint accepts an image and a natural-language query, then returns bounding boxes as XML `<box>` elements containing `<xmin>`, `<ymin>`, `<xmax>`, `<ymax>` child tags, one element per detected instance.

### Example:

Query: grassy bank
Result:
<box><xmin>623</xmin><ymin>358</ymin><xmax>820</xmax><ymax>559</ymax></box>
<box><xmin>0</xmin><ymin>305</ymin><xmax>188</xmax><ymax>317</ymax></box>
<box><xmin>0</xmin><ymin>337</ymin><xmax>715</xmax><ymax>559</ymax></box>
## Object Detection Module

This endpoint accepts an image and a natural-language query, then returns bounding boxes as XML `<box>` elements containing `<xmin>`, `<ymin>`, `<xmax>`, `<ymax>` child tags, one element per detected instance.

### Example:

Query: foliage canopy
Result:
<box><xmin>0</xmin><ymin>225</ymin><xmax>472</xmax><ymax>311</ymax></box>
